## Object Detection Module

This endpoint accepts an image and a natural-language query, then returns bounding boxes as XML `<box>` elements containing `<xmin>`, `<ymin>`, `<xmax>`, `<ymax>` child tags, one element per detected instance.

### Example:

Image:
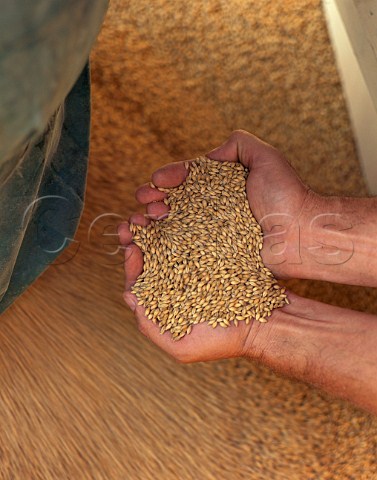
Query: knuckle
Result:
<box><xmin>230</xmin><ymin>129</ymin><xmax>249</xmax><ymax>140</ymax></box>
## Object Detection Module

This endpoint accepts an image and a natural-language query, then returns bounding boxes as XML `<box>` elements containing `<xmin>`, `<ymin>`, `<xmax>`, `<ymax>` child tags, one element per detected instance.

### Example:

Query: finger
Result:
<box><xmin>146</xmin><ymin>202</ymin><xmax>169</xmax><ymax>220</ymax></box>
<box><xmin>206</xmin><ymin>130</ymin><xmax>278</xmax><ymax>169</ymax></box>
<box><xmin>124</xmin><ymin>243</ymin><xmax>143</xmax><ymax>291</ymax></box>
<box><xmin>152</xmin><ymin>160</ymin><xmax>191</xmax><ymax>188</ymax></box>
<box><xmin>129</xmin><ymin>212</ymin><xmax>150</xmax><ymax>226</ymax></box>
<box><xmin>135</xmin><ymin>183</ymin><xmax>167</xmax><ymax>204</ymax></box>
<box><xmin>119</xmin><ymin>211</ymin><xmax>152</xmax><ymax>246</ymax></box>
<box><xmin>118</xmin><ymin>222</ymin><xmax>133</xmax><ymax>246</ymax></box>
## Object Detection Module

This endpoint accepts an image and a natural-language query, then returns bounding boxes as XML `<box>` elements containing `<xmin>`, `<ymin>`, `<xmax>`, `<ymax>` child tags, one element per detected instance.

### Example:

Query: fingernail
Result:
<box><xmin>124</xmin><ymin>292</ymin><xmax>137</xmax><ymax>312</ymax></box>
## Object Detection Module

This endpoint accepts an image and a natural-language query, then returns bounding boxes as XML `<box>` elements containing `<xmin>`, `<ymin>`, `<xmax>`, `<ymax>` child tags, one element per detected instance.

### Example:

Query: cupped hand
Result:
<box><xmin>118</xmin><ymin>212</ymin><xmax>281</xmax><ymax>363</ymax></box>
<box><xmin>205</xmin><ymin>130</ymin><xmax>316</xmax><ymax>278</ymax></box>
<box><xmin>118</xmin><ymin>130</ymin><xmax>311</xmax><ymax>361</ymax></box>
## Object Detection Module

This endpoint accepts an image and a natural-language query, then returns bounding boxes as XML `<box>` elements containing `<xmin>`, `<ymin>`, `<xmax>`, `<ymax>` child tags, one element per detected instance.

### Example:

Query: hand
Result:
<box><xmin>206</xmin><ymin>130</ymin><xmax>317</xmax><ymax>279</ymax></box>
<box><xmin>255</xmin><ymin>292</ymin><xmax>377</xmax><ymax>416</ymax></box>
<box><xmin>117</xmin><ymin>130</ymin><xmax>304</xmax><ymax>362</ymax></box>
<box><xmin>212</xmin><ymin>132</ymin><xmax>377</xmax><ymax>288</ymax></box>
<box><xmin>119</xmin><ymin>222</ymin><xmax>377</xmax><ymax>415</ymax></box>
<box><xmin>119</xmin><ymin>220</ymin><xmax>377</xmax><ymax>414</ymax></box>
<box><xmin>118</xmin><ymin>212</ymin><xmax>280</xmax><ymax>363</ymax></box>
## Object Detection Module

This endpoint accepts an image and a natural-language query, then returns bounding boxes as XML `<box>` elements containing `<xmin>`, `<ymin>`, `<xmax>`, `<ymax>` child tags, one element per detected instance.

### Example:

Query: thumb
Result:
<box><xmin>206</xmin><ymin>135</ymin><xmax>239</xmax><ymax>163</ymax></box>
<box><xmin>206</xmin><ymin>130</ymin><xmax>277</xmax><ymax>169</ymax></box>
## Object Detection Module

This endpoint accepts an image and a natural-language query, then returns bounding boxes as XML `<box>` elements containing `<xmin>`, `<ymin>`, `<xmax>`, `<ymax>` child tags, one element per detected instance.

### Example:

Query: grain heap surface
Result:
<box><xmin>131</xmin><ymin>156</ymin><xmax>288</xmax><ymax>340</ymax></box>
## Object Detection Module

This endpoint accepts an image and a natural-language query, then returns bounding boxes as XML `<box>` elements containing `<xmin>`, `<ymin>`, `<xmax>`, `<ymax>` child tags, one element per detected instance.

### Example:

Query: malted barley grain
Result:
<box><xmin>131</xmin><ymin>156</ymin><xmax>288</xmax><ymax>340</ymax></box>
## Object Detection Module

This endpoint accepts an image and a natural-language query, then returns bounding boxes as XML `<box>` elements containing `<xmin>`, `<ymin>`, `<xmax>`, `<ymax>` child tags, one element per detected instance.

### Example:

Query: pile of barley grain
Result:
<box><xmin>130</xmin><ymin>156</ymin><xmax>288</xmax><ymax>340</ymax></box>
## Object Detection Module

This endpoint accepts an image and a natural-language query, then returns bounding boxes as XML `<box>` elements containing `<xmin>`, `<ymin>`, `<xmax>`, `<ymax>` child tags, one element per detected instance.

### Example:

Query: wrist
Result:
<box><xmin>297</xmin><ymin>193</ymin><xmax>377</xmax><ymax>286</ymax></box>
<box><xmin>279</xmin><ymin>191</ymin><xmax>377</xmax><ymax>286</ymax></box>
<box><xmin>243</xmin><ymin>292</ymin><xmax>377</xmax><ymax>414</ymax></box>
<box><xmin>262</xmin><ymin>189</ymin><xmax>329</xmax><ymax>280</ymax></box>
<box><xmin>287</xmin><ymin>191</ymin><xmax>341</xmax><ymax>280</ymax></box>
<box><xmin>241</xmin><ymin>292</ymin><xmax>323</xmax><ymax>377</ymax></box>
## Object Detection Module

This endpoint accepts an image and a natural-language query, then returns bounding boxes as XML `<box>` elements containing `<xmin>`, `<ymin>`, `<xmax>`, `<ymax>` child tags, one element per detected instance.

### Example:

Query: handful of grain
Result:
<box><xmin>130</xmin><ymin>156</ymin><xmax>288</xmax><ymax>340</ymax></box>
